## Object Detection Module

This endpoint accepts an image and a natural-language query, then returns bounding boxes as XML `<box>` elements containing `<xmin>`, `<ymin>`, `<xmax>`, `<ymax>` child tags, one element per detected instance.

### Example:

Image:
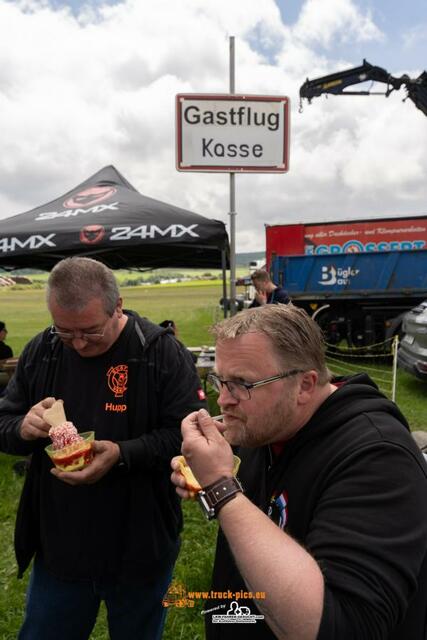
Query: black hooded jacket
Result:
<box><xmin>205</xmin><ymin>375</ymin><xmax>427</xmax><ymax>640</ymax></box>
<box><xmin>0</xmin><ymin>312</ymin><xmax>206</xmax><ymax>582</ymax></box>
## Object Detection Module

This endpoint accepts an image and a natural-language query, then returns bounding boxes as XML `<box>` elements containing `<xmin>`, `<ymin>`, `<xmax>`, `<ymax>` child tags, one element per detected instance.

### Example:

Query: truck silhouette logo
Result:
<box><xmin>162</xmin><ymin>581</ymin><xmax>195</xmax><ymax>608</ymax></box>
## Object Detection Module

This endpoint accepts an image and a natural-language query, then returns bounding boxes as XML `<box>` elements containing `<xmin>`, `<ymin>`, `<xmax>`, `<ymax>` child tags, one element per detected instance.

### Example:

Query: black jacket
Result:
<box><xmin>206</xmin><ymin>375</ymin><xmax>427</xmax><ymax>639</ymax></box>
<box><xmin>249</xmin><ymin>286</ymin><xmax>290</xmax><ymax>309</ymax></box>
<box><xmin>0</xmin><ymin>312</ymin><xmax>206</xmax><ymax>582</ymax></box>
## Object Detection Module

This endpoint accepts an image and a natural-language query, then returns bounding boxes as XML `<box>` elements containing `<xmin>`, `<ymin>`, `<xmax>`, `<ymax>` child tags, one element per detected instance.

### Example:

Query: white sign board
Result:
<box><xmin>176</xmin><ymin>94</ymin><xmax>289</xmax><ymax>173</ymax></box>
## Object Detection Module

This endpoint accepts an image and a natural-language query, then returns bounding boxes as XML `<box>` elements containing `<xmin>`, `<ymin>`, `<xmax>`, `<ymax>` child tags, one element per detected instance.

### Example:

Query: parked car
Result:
<box><xmin>397</xmin><ymin>301</ymin><xmax>427</xmax><ymax>381</ymax></box>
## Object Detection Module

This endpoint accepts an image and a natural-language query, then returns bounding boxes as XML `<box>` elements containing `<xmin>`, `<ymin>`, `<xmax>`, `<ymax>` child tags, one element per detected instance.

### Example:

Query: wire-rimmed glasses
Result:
<box><xmin>207</xmin><ymin>369</ymin><xmax>304</xmax><ymax>401</ymax></box>
<box><xmin>50</xmin><ymin>324</ymin><xmax>107</xmax><ymax>343</ymax></box>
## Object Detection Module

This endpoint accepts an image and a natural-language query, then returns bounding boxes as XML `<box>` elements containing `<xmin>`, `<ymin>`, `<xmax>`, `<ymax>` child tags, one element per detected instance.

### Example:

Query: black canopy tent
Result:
<box><xmin>0</xmin><ymin>166</ymin><xmax>229</xmax><ymax>273</ymax></box>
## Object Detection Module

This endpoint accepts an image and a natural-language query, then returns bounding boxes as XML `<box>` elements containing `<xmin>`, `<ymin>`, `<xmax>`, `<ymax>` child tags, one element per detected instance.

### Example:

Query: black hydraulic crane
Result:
<box><xmin>299</xmin><ymin>59</ymin><xmax>427</xmax><ymax>117</ymax></box>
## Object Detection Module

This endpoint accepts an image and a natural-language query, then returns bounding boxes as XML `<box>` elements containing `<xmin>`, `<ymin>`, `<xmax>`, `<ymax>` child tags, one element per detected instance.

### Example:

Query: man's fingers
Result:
<box><xmin>50</xmin><ymin>440</ymin><xmax>119</xmax><ymax>486</ymax></box>
<box><xmin>91</xmin><ymin>440</ymin><xmax>106</xmax><ymax>454</ymax></box>
<box><xmin>33</xmin><ymin>413</ymin><xmax>51</xmax><ymax>429</ymax></box>
<box><xmin>40</xmin><ymin>397</ymin><xmax>57</xmax><ymax>409</ymax></box>
<box><xmin>33</xmin><ymin>427</ymin><xmax>50</xmax><ymax>439</ymax></box>
<box><xmin>24</xmin><ymin>419</ymin><xmax>43</xmax><ymax>435</ymax></box>
<box><xmin>171</xmin><ymin>469</ymin><xmax>195</xmax><ymax>500</ymax></box>
<box><xmin>50</xmin><ymin>468</ymin><xmax>78</xmax><ymax>485</ymax></box>
<box><xmin>170</xmin><ymin>458</ymin><xmax>188</xmax><ymax>489</ymax></box>
<box><xmin>51</xmin><ymin>465</ymin><xmax>99</xmax><ymax>485</ymax></box>
<box><xmin>213</xmin><ymin>419</ymin><xmax>227</xmax><ymax>434</ymax></box>
<box><xmin>195</xmin><ymin>409</ymin><xmax>224</xmax><ymax>441</ymax></box>
<box><xmin>171</xmin><ymin>468</ymin><xmax>186</xmax><ymax>487</ymax></box>
<box><xmin>21</xmin><ymin>418</ymin><xmax>51</xmax><ymax>440</ymax></box>
<box><xmin>171</xmin><ymin>456</ymin><xmax>181</xmax><ymax>471</ymax></box>
<box><xmin>175</xmin><ymin>486</ymin><xmax>193</xmax><ymax>500</ymax></box>
<box><xmin>181</xmin><ymin>411</ymin><xmax>201</xmax><ymax>434</ymax></box>
<box><xmin>21</xmin><ymin>398</ymin><xmax>57</xmax><ymax>440</ymax></box>
<box><xmin>180</xmin><ymin>409</ymin><xmax>224</xmax><ymax>459</ymax></box>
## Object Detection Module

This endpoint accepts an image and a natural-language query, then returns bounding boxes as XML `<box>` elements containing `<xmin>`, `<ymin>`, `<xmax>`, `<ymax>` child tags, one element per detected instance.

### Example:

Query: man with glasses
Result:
<box><xmin>0</xmin><ymin>257</ymin><xmax>206</xmax><ymax>640</ymax></box>
<box><xmin>171</xmin><ymin>304</ymin><xmax>427</xmax><ymax>640</ymax></box>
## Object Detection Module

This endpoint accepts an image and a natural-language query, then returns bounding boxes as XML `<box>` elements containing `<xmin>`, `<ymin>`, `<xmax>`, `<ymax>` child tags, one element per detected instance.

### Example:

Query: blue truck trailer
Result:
<box><xmin>267</xmin><ymin>217</ymin><xmax>427</xmax><ymax>348</ymax></box>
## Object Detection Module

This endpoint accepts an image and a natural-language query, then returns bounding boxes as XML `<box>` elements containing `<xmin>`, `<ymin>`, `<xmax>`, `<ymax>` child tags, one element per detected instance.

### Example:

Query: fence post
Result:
<box><xmin>391</xmin><ymin>335</ymin><xmax>399</xmax><ymax>402</ymax></box>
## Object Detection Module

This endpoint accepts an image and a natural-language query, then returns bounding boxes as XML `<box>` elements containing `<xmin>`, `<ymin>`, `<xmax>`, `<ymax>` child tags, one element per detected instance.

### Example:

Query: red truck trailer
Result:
<box><xmin>266</xmin><ymin>215</ymin><xmax>427</xmax><ymax>268</ymax></box>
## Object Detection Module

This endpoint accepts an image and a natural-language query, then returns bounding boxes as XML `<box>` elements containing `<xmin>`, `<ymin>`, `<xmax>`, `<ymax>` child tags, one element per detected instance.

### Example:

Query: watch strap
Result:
<box><xmin>198</xmin><ymin>476</ymin><xmax>243</xmax><ymax>520</ymax></box>
<box><xmin>116</xmin><ymin>445</ymin><xmax>126</xmax><ymax>468</ymax></box>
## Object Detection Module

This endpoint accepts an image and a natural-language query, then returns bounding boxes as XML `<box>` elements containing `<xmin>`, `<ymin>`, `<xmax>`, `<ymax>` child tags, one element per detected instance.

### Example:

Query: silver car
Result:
<box><xmin>398</xmin><ymin>301</ymin><xmax>427</xmax><ymax>381</ymax></box>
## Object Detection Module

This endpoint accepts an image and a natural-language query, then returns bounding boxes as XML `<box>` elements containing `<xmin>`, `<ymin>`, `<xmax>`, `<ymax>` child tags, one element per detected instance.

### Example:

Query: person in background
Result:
<box><xmin>0</xmin><ymin>257</ymin><xmax>206</xmax><ymax>640</ymax></box>
<box><xmin>0</xmin><ymin>321</ymin><xmax>13</xmax><ymax>360</ymax></box>
<box><xmin>0</xmin><ymin>321</ymin><xmax>14</xmax><ymax>398</ymax></box>
<box><xmin>249</xmin><ymin>269</ymin><xmax>290</xmax><ymax>306</ymax></box>
<box><xmin>171</xmin><ymin>304</ymin><xmax>427</xmax><ymax>640</ymax></box>
<box><xmin>159</xmin><ymin>319</ymin><xmax>198</xmax><ymax>363</ymax></box>
<box><xmin>159</xmin><ymin>319</ymin><xmax>177</xmax><ymax>333</ymax></box>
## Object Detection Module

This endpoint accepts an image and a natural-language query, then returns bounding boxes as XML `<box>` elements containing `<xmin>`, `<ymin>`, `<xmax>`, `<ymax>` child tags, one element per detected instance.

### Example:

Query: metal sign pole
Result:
<box><xmin>229</xmin><ymin>36</ymin><xmax>237</xmax><ymax>316</ymax></box>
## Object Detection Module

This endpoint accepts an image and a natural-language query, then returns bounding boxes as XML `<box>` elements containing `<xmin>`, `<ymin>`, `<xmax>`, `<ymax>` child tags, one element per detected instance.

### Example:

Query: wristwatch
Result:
<box><xmin>116</xmin><ymin>445</ymin><xmax>126</xmax><ymax>468</ymax></box>
<box><xmin>197</xmin><ymin>476</ymin><xmax>243</xmax><ymax>520</ymax></box>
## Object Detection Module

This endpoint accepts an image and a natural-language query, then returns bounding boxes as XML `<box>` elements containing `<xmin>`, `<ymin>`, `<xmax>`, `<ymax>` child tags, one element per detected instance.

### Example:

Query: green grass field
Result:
<box><xmin>0</xmin><ymin>282</ymin><xmax>425</xmax><ymax>638</ymax></box>
<box><xmin>0</xmin><ymin>280</ymin><xmax>225</xmax><ymax>354</ymax></box>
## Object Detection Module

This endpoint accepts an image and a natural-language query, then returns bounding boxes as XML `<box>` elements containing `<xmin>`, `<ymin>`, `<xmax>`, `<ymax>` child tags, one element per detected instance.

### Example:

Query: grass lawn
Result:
<box><xmin>0</xmin><ymin>281</ymin><xmax>426</xmax><ymax>637</ymax></box>
<box><xmin>0</xmin><ymin>281</ymin><xmax>225</xmax><ymax>354</ymax></box>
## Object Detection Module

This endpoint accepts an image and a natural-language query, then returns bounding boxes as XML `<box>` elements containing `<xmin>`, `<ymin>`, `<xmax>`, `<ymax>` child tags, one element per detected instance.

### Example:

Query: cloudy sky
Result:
<box><xmin>0</xmin><ymin>0</ymin><xmax>426</xmax><ymax>252</ymax></box>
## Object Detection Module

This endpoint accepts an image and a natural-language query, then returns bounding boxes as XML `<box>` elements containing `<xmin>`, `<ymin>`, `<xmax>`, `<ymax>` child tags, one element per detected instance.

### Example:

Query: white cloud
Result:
<box><xmin>0</xmin><ymin>0</ymin><xmax>425</xmax><ymax>255</ymax></box>
<box><xmin>291</xmin><ymin>0</ymin><xmax>384</xmax><ymax>49</ymax></box>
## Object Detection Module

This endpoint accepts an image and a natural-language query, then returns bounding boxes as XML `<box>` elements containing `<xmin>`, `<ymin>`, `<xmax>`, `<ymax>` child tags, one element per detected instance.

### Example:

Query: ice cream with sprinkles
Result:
<box><xmin>49</xmin><ymin>422</ymin><xmax>83</xmax><ymax>450</ymax></box>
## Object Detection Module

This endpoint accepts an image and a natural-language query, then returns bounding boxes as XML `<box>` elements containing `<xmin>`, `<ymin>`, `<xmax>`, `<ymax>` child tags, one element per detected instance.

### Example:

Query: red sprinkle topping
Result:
<box><xmin>49</xmin><ymin>422</ymin><xmax>83</xmax><ymax>450</ymax></box>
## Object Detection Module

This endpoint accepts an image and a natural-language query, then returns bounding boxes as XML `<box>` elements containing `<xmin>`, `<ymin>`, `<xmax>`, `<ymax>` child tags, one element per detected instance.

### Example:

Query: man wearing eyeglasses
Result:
<box><xmin>171</xmin><ymin>304</ymin><xmax>427</xmax><ymax>640</ymax></box>
<box><xmin>0</xmin><ymin>257</ymin><xmax>206</xmax><ymax>640</ymax></box>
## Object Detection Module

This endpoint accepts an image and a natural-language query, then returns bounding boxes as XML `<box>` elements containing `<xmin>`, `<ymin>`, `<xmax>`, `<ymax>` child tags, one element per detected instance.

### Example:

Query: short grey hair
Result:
<box><xmin>211</xmin><ymin>304</ymin><xmax>330</xmax><ymax>385</ymax></box>
<box><xmin>46</xmin><ymin>257</ymin><xmax>120</xmax><ymax>315</ymax></box>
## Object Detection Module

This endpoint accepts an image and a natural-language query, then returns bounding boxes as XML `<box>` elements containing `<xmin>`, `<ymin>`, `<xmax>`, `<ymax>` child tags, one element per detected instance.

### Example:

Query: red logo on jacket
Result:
<box><xmin>107</xmin><ymin>364</ymin><xmax>128</xmax><ymax>398</ymax></box>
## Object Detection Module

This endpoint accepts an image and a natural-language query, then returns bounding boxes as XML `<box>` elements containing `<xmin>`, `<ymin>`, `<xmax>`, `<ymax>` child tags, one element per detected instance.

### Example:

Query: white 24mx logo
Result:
<box><xmin>0</xmin><ymin>234</ymin><xmax>56</xmax><ymax>253</ymax></box>
<box><xmin>110</xmin><ymin>224</ymin><xmax>199</xmax><ymax>240</ymax></box>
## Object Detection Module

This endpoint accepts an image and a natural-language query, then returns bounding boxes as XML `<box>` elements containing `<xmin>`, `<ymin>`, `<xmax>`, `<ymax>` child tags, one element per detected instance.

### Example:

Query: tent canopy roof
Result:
<box><xmin>0</xmin><ymin>165</ymin><xmax>229</xmax><ymax>271</ymax></box>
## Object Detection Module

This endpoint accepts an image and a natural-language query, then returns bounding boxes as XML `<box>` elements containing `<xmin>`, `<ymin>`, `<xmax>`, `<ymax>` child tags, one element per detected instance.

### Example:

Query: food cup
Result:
<box><xmin>176</xmin><ymin>454</ymin><xmax>241</xmax><ymax>495</ymax></box>
<box><xmin>45</xmin><ymin>431</ymin><xmax>95</xmax><ymax>472</ymax></box>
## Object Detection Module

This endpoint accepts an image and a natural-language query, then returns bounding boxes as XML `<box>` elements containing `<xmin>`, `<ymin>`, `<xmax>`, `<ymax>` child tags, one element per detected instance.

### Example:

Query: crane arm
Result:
<box><xmin>299</xmin><ymin>59</ymin><xmax>427</xmax><ymax>116</ymax></box>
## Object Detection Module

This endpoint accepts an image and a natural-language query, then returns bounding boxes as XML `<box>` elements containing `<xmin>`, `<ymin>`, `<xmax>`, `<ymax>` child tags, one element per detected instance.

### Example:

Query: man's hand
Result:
<box><xmin>20</xmin><ymin>397</ymin><xmax>57</xmax><ymax>441</ymax></box>
<box><xmin>170</xmin><ymin>458</ymin><xmax>195</xmax><ymax>500</ymax></box>
<box><xmin>50</xmin><ymin>440</ymin><xmax>121</xmax><ymax>486</ymax></box>
<box><xmin>171</xmin><ymin>409</ymin><xmax>234</xmax><ymax>496</ymax></box>
<box><xmin>254</xmin><ymin>290</ymin><xmax>267</xmax><ymax>305</ymax></box>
